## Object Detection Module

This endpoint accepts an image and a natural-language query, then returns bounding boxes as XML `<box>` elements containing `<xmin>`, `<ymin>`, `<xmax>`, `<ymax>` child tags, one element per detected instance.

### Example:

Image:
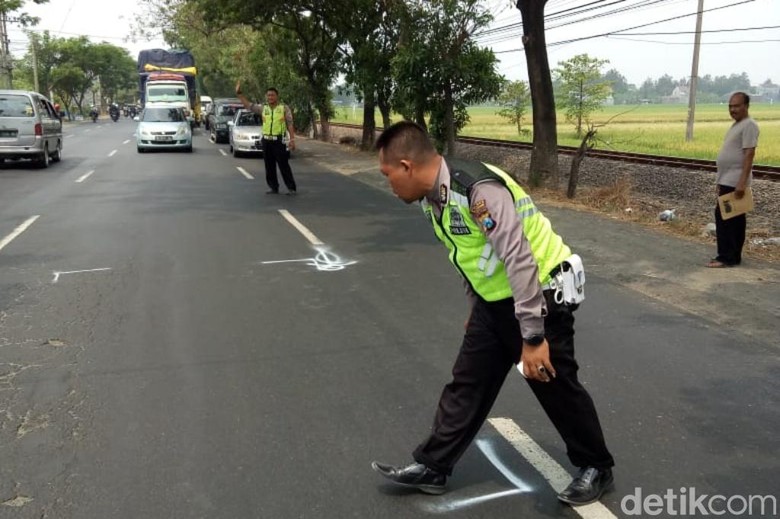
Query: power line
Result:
<box><xmin>547</xmin><ymin>0</ymin><xmax>756</xmax><ymax>47</ymax></box>
<box><xmin>618</xmin><ymin>24</ymin><xmax>780</xmax><ymax>35</ymax></box>
<box><xmin>609</xmin><ymin>36</ymin><xmax>780</xmax><ymax>44</ymax></box>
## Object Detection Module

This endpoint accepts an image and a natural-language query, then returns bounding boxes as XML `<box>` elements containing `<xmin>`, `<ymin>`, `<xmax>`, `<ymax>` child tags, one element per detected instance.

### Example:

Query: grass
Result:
<box><xmin>332</xmin><ymin>103</ymin><xmax>780</xmax><ymax>166</ymax></box>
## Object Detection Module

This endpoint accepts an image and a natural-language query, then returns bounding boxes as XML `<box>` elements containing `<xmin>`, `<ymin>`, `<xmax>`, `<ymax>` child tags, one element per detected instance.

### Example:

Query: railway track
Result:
<box><xmin>327</xmin><ymin>123</ymin><xmax>780</xmax><ymax>181</ymax></box>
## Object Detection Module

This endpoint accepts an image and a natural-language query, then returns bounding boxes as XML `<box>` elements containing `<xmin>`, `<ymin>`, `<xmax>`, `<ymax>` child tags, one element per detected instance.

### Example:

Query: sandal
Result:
<box><xmin>706</xmin><ymin>260</ymin><xmax>733</xmax><ymax>268</ymax></box>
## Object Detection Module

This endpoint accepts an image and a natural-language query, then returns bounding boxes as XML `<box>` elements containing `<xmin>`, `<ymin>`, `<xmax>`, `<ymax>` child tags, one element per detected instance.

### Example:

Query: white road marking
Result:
<box><xmin>75</xmin><ymin>170</ymin><xmax>95</xmax><ymax>183</ymax></box>
<box><xmin>236</xmin><ymin>166</ymin><xmax>254</xmax><ymax>180</ymax></box>
<box><xmin>278</xmin><ymin>210</ymin><xmax>323</xmax><ymax>245</ymax></box>
<box><xmin>52</xmin><ymin>268</ymin><xmax>112</xmax><ymax>283</ymax></box>
<box><xmin>123</xmin><ymin>139</ymin><xmax>130</xmax><ymax>144</ymax></box>
<box><xmin>0</xmin><ymin>215</ymin><xmax>40</xmax><ymax>253</ymax></box>
<box><xmin>219</xmin><ymin>149</ymin><xmax>227</xmax><ymax>156</ymax></box>
<box><xmin>488</xmin><ymin>418</ymin><xmax>617</xmax><ymax>519</ymax></box>
<box><xmin>108</xmin><ymin>149</ymin><xmax>117</xmax><ymax>157</ymax></box>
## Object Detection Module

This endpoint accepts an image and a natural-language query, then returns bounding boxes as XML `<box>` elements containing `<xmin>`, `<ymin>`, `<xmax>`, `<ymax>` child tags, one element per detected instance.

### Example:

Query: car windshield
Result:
<box><xmin>237</xmin><ymin>112</ymin><xmax>261</xmax><ymax>126</ymax></box>
<box><xmin>220</xmin><ymin>104</ymin><xmax>241</xmax><ymax>117</ymax></box>
<box><xmin>147</xmin><ymin>86</ymin><xmax>188</xmax><ymax>102</ymax></box>
<box><xmin>0</xmin><ymin>95</ymin><xmax>34</xmax><ymax>118</ymax></box>
<box><xmin>142</xmin><ymin>108</ymin><xmax>184</xmax><ymax>122</ymax></box>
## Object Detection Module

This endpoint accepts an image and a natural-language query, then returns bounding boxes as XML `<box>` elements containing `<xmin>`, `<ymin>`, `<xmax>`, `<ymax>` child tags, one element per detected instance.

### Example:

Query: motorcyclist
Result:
<box><xmin>109</xmin><ymin>103</ymin><xmax>120</xmax><ymax>122</ymax></box>
<box><xmin>89</xmin><ymin>105</ymin><xmax>99</xmax><ymax>122</ymax></box>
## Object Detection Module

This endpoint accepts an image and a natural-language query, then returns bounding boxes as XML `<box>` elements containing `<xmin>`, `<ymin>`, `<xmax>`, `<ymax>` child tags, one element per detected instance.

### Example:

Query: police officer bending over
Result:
<box><xmin>371</xmin><ymin>121</ymin><xmax>615</xmax><ymax>506</ymax></box>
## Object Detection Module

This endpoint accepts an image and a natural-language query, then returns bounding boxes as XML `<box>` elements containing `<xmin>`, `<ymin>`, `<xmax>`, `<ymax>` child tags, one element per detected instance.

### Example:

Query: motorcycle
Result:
<box><xmin>90</xmin><ymin>109</ymin><xmax>98</xmax><ymax>123</ymax></box>
<box><xmin>110</xmin><ymin>110</ymin><xmax>120</xmax><ymax>122</ymax></box>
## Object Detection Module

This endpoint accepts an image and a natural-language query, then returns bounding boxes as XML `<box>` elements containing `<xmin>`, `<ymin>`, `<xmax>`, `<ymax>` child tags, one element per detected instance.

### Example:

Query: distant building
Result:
<box><xmin>662</xmin><ymin>86</ymin><xmax>689</xmax><ymax>104</ymax></box>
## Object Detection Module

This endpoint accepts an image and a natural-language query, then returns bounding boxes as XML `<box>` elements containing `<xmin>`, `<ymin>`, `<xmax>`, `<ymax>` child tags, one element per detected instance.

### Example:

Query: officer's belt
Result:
<box><xmin>263</xmin><ymin>135</ymin><xmax>284</xmax><ymax>141</ymax></box>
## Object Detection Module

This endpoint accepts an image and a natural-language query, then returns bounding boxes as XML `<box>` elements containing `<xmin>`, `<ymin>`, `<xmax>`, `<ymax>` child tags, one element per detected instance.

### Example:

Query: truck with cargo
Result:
<box><xmin>137</xmin><ymin>49</ymin><xmax>199</xmax><ymax>127</ymax></box>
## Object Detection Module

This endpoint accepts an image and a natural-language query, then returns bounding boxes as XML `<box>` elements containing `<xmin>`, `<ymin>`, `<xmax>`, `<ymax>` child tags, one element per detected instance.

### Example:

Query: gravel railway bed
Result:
<box><xmin>323</xmin><ymin>123</ymin><xmax>780</xmax><ymax>236</ymax></box>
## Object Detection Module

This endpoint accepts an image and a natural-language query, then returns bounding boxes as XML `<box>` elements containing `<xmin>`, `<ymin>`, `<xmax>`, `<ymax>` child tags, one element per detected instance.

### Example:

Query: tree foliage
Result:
<box><xmin>393</xmin><ymin>0</ymin><xmax>501</xmax><ymax>154</ymax></box>
<box><xmin>496</xmin><ymin>79</ymin><xmax>530</xmax><ymax>136</ymax></box>
<box><xmin>554</xmin><ymin>53</ymin><xmax>610</xmax><ymax>136</ymax></box>
<box><xmin>14</xmin><ymin>34</ymin><xmax>136</xmax><ymax>116</ymax></box>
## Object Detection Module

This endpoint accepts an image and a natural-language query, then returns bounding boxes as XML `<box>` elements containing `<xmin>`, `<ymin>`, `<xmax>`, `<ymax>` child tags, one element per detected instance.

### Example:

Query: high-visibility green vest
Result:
<box><xmin>263</xmin><ymin>104</ymin><xmax>286</xmax><ymax>137</ymax></box>
<box><xmin>422</xmin><ymin>158</ymin><xmax>571</xmax><ymax>301</ymax></box>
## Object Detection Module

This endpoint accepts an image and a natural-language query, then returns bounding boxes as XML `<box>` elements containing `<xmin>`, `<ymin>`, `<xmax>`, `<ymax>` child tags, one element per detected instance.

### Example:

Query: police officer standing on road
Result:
<box><xmin>235</xmin><ymin>81</ymin><xmax>297</xmax><ymax>195</ymax></box>
<box><xmin>371</xmin><ymin>121</ymin><xmax>615</xmax><ymax>506</ymax></box>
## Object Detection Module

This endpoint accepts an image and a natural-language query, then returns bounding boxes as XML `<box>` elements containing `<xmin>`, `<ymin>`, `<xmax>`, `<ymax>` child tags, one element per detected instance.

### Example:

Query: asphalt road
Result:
<box><xmin>1</xmin><ymin>119</ymin><xmax>778</xmax><ymax>518</ymax></box>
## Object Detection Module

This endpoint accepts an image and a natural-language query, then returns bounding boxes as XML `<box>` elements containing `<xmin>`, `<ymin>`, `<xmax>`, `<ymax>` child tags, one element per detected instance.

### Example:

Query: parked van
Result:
<box><xmin>0</xmin><ymin>90</ymin><xmax>63</xmax><ymax>167</ymax></box>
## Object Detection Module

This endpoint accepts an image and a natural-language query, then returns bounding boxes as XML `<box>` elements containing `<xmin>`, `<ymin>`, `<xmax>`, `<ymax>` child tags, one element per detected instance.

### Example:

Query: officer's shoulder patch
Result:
<box><xmin>470</xmin><ymin>199</ymin><xmax>488</xmax><ymax>216</ymax></box>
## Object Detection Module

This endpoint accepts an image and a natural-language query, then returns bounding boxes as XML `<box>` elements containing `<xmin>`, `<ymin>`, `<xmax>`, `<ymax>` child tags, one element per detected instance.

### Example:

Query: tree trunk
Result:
<box><xmin>444</xmin><ymin>83</ymin><xmax>456</xmax><ymax>155</ymax></box>
<box><xmin>567</xmin><ymin>128</ymin><xmax>596</xmax><ymax>199</ymax></box>
<box><xmin>361</xmin><ymin>93</ymin><xmax>376</xmax><ymax>150</ymax></box>
<box><xmin>378</xmin><ymin>100</ymin><xmax>392</xmax><ymax>129</ymax></box>
<box><xmin>516</xmin><ymin>0</ymin><xmax>558</xmax><ymax>187</ymax></box>
<box><xmin>414</xmin><ymin>106</ymin><xmax>427</xmax><ymax>131</ymax></box>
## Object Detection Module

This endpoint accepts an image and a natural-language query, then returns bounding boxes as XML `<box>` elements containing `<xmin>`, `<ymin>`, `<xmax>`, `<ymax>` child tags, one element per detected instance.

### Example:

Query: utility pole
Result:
<box><xmin>0</xmin><ymin>11</ymin><xmax>11</xmax><ymax>88</ymax></box>
<box><xmin>30</xmin><ymin>33</ymin><xmax>39</xmax><ymax>93</ymax></box>
<box><xmin>685</xmin><ymin>0</ymin><xmax>705</xmax><ymax>142</ymax></box>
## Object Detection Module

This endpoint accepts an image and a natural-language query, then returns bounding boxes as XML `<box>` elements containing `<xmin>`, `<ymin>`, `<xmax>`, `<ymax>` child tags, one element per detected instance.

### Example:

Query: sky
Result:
<box><xmin>9</xmin><ymin>0</ymin><xmax>780</xmax><ymax>88</ymax></box>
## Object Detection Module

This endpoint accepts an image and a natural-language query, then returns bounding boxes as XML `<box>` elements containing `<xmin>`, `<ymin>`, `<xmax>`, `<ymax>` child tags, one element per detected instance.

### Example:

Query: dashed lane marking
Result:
<box><xmin>489</xmin><ymin>418</ymin><xmax>617</xmax><ymax>519</ymax></box>
<box><xmin>0</xmin><ymin>215</ymin><xmax>40</xmax><ymax>254</ymax></box>
<box><xmin>219</xmin><ymin>149</ymin><xmax>227</xmax><ymax>156</ymax></box>
<box><xmin>75</xmin><ymin>170</ymin><xmax>95</xmax><ymax>183</ymax></box>
<box><xmin>108</xmin><ymin>149</ymin><xmax>117</xmax><ymax>157</ymax></box>
<box><xmin>236</xmin><ymin>167</ymin><xmax>254</xmax><ymax>180</ymax></box>
<box><xmin>123</xmin><ymin>139</ymin><xmax>130</xmax><ymax>144</ymax></box>
<box><xmin>278</xmin><ymin>210</ymin><xmax>324</xmax><ymax>246</ymax></box>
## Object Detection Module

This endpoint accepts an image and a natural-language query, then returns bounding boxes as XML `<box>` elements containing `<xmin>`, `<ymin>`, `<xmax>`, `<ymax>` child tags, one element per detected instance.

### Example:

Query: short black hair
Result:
<box><xmin>266</xmin><ymin>87</ymin><xmax>279</xmax><ymax>95</ymax></box>
<box><xmin>732</xmin><ymin>91</ymin><xmax>750</xmax><ymax>106</ymax></box>
<box><xmin>375</xmin><ymin>120</ymin><xmax>436</xmax><ymax>163</ymax></box>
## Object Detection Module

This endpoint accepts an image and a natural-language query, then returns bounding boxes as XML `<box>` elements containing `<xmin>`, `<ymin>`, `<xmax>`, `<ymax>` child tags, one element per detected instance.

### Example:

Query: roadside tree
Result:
<box><xmin>515</xmin><ymin>0</ymin><xmax>558</xmax><ymax>187</ymax></box>
<box><xmin>554</xmin><ymin>53</ymin><xmax>610</xmax><ymax>137</ymax></box>
<box><xmin>393</xmin><ymin>0</ymin><xmax>501</xmax><ymax>155</ymax></box>
<box><xmin>496</xmin><ymin>79</ymin><xmax>531</xmax><ymax>137</ymax></box>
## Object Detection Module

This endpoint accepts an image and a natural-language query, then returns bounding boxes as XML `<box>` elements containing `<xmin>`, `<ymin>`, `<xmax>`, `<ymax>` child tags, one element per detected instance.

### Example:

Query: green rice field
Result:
<box><xmin>332</xmin><ymin>103</ymin><xmax>780</xmax><ymax>166</ymax></box>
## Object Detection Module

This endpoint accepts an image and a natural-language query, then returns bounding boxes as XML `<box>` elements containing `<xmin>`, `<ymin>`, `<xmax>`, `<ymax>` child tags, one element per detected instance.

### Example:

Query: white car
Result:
<box><xmin>136</xmin><ymin>106</ymin><xmax>192</xmax><ymax>153</ymax></box>
<box><xmin>228</xmin><ymin>109</ymin><xmax>263</xmax><ymax>157</ymax></box>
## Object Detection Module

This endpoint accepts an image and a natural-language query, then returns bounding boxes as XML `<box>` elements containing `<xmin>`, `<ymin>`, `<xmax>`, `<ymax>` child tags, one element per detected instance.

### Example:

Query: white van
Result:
<box><xmin>0</xmin><ymin>90</ymin><xmax>63</xmax><ymax>167</ymax></box>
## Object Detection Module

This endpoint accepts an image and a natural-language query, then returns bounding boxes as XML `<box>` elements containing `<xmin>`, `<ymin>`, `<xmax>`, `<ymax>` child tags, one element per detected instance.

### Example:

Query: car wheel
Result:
<box><xmin>38</xmin><ymin>144</ymin><xmax>50</xmax><ymax>168</ymax></box>
<box><xmin>50</xmin><ymin>140</ymin><xmax>62</xmax><ymax>162</ymax></box>
<box><xmin>185</xmin><ymin>145</ymin><xmax>193</xmax><ymax>153</ymax></box>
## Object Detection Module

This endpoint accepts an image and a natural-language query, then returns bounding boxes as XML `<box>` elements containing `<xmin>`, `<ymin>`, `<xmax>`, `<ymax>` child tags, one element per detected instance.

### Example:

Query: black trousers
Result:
<box><xmin>413</xmin><ymin>292</ymin><xmax>614</xmax><ymax>476</ymax></box>
<box><xmin>263</xmin><ymin>138</ymin><xmax>296</xmax><ymax>192</ymax></box>
<box><xmin>714</xmin><ymin>184</ymin><xmax>746</xmax><ymax>266</ymax></box>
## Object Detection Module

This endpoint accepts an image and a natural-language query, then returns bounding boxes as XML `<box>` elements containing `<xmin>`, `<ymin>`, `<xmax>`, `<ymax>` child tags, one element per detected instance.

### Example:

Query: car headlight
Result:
<box><xmin>176</xmin><ymin>126</ymin><xmax>189</xmax><ymax>136</ymax></box>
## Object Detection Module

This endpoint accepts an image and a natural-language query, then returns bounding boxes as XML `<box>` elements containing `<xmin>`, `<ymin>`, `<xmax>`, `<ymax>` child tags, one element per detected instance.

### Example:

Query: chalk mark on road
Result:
<box><xmin>52</xmin><ymin>268</ymin><xmax>112</xmax><ymax>283</ymax></box>
<box><xmin>261</xmin><ymin>246</ymin><xmax>357</xmax><ymax>272</ymax></box>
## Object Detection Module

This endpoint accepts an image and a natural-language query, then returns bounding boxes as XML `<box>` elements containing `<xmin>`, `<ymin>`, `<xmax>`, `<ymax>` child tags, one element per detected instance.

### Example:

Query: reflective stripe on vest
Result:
<box><xmin>422</xmin><ymin>162</ymin><xmax>571</xmax><ymax>302</ymax></box>
<box><xmin>262</xmin><ymin>104</ymin><xmax>286</xmax><ymax>137</ymax></box>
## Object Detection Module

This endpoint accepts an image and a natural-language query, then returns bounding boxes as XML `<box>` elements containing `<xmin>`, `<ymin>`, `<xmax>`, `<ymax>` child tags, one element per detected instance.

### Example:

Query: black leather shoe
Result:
<box><xmin>265</xmin><ymin>189</ymin><xmax>279</xmax><ymax>195</ymax></box>
<box><xmin>557</xmin><ymin>467</ymin><xmax>613</xmax><ymax>505</ymax></box>
<box><xmin>371</xmin><ymin>461</ymin><xmax>447</xmax><ymax>495</ymax></box>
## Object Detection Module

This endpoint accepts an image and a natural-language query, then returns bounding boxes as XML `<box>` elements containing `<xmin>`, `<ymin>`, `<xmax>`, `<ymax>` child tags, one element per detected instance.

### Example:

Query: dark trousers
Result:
<box><xmin>714</xmin><ymin>184</ymin><xmax>746</xmax><ymax>265</ymax></box>
<box><xmin>413</xmin><ymin>293</ymin><xmax>614</xmax><ymax>476</ymax></box>
<box><xmin>263</xmin><ymin>138</ymin><xmax>296</xmax><ymax>192</ymax></box>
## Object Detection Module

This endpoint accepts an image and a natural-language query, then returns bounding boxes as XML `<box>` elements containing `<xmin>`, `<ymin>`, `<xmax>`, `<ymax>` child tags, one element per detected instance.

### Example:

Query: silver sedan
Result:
<box><xmin>228</xmin><ymin>109</ymin><xmax>263</xmax><ymax>157</ymax></box>
<box><xmin>135</xmin><ymin>106</ymin><xmax>192</xmax><ymax>153</ymax></box>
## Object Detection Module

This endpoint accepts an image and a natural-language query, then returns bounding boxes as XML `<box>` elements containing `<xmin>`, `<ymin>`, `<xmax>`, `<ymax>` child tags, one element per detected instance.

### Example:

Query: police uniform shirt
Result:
<box><xmin>247</xmin><ymin>102</ymin><xmax>294</xmax><ymax>136</ymax></box>
<box><xmin>426</xmin><ymin>159</ymin><xmax>546</xmax><ymax>338</ymax></box>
